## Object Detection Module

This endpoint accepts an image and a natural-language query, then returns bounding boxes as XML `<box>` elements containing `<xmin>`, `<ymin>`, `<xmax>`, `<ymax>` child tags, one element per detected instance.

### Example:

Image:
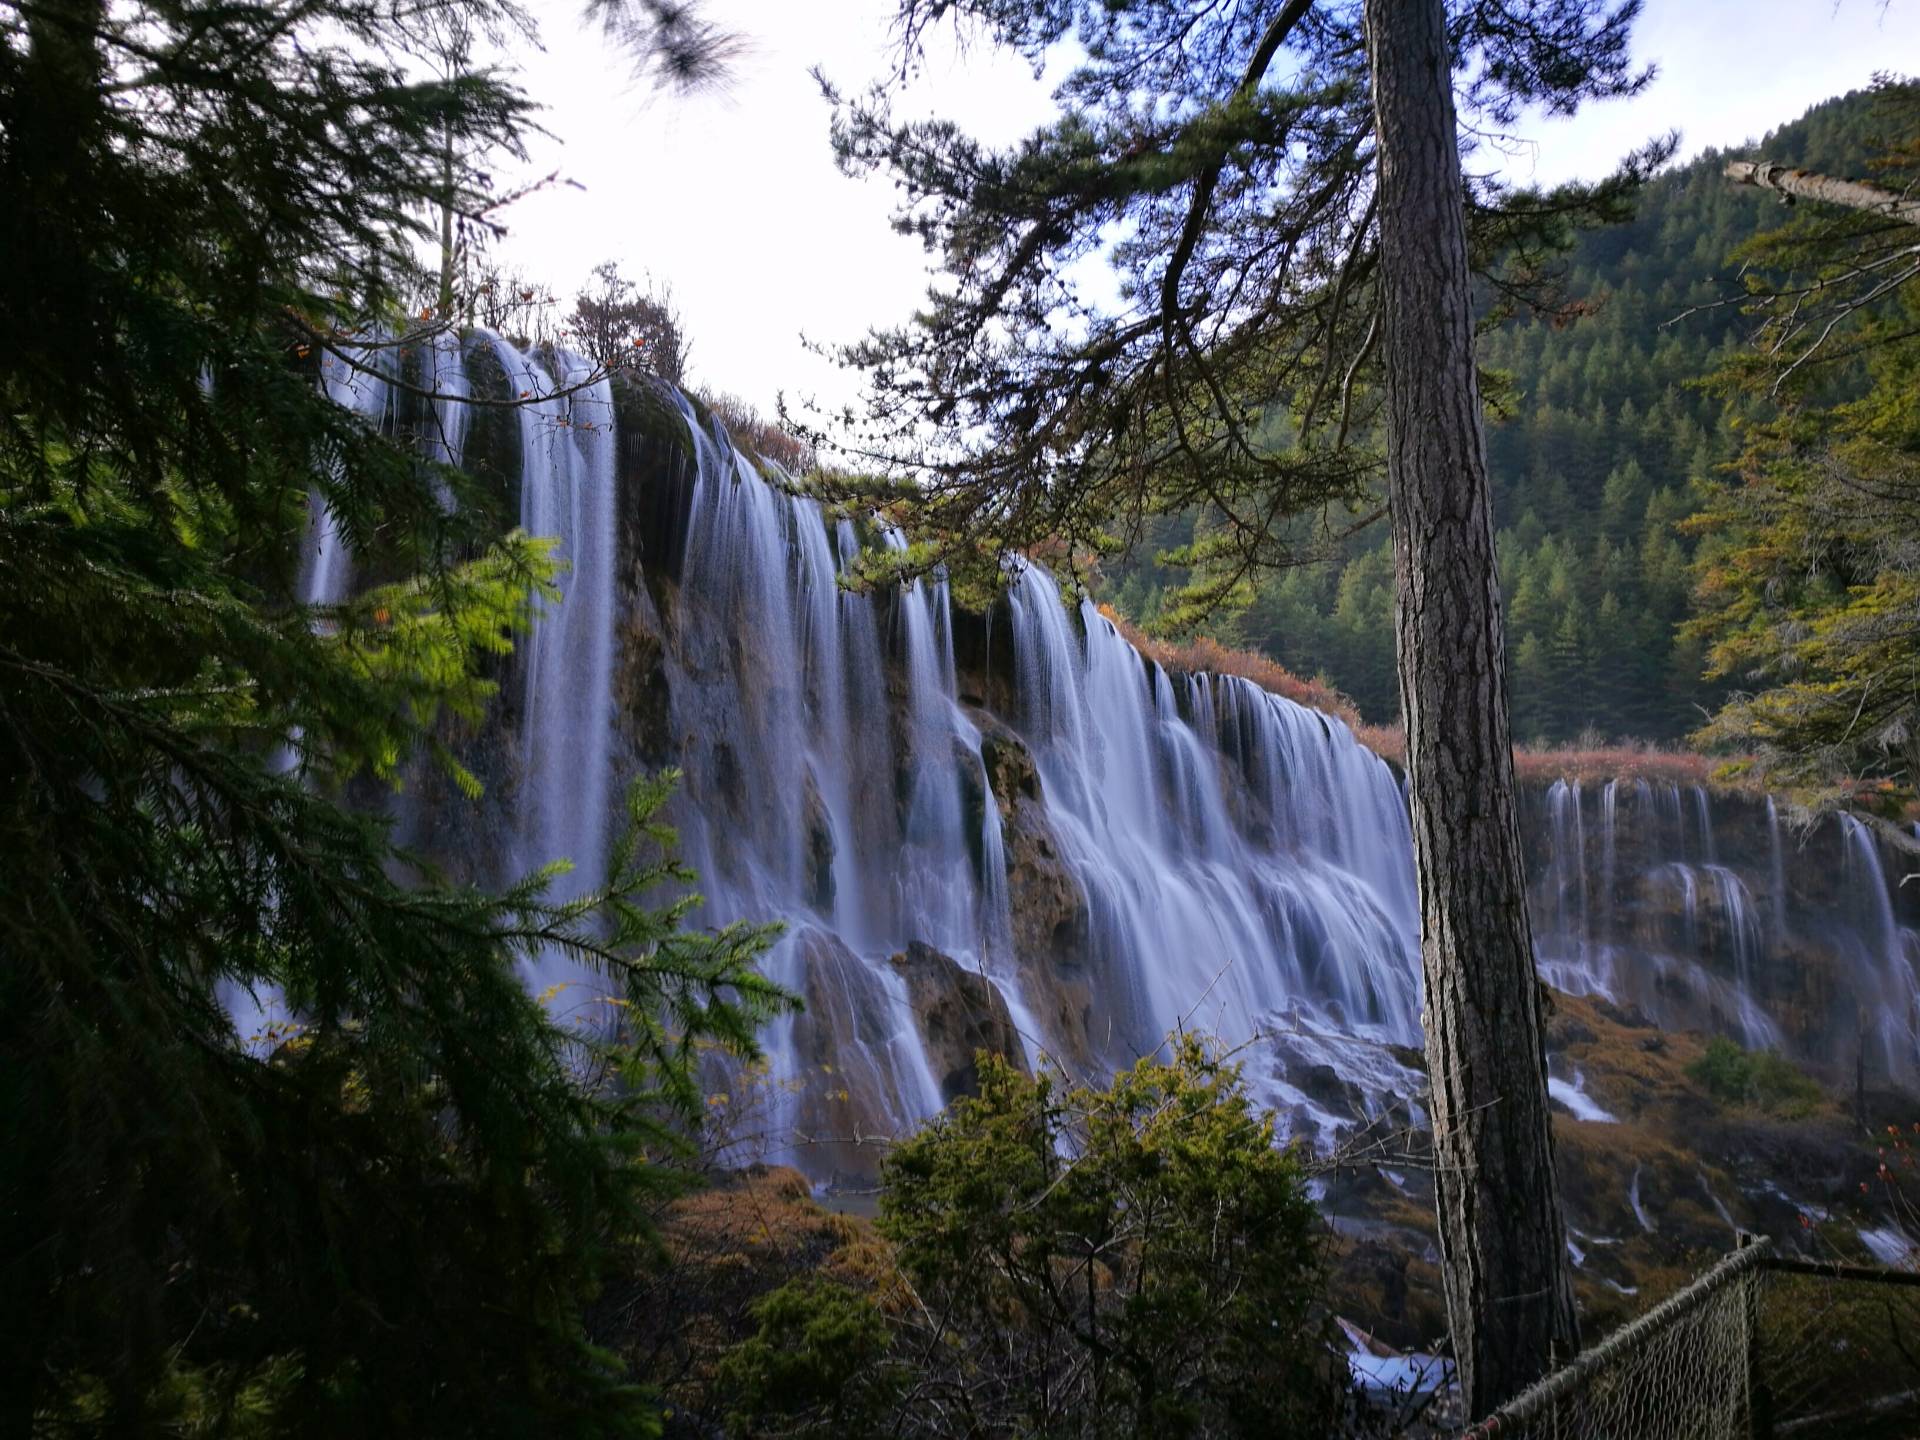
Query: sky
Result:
<box><xmin>489</xmin><ymin>0</ymin><xmax>1917</xmax><ymax>418</ymax></box>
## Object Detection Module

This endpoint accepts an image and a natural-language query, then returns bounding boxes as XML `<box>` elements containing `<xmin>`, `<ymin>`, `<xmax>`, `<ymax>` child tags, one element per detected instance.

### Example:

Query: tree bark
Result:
<box><xmin>437</xmin><ymin>127</ymin><xmax>458</xmax><ymax>316</ymax></box>
<box><xmin>1363</xmin><ymin>0</ymin><xmax>1581</xmax><ymax>1414</ymax></box>
<box><xmin>1726</xmin><ymin>161</ymin><xmax>1920</xmax><ymax>228</ymax></box>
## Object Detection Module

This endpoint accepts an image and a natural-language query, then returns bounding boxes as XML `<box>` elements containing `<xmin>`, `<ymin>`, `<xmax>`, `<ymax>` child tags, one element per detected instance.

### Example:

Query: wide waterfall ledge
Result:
<box><xmin>285</xmin><ymin>331</ymin><xmax>1920</xmax><ymax>1199</ymax></box>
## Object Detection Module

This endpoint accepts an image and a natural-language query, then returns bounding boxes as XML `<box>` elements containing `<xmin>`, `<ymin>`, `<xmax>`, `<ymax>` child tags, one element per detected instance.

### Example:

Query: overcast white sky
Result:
<box><xmin>489</xmin><ymin>0</ymin><xmax>1917</xmax><ymax>416</ymax></box>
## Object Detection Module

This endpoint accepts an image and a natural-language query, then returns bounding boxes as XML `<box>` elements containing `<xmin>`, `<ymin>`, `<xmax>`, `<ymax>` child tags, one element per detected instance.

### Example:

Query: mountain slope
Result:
<box><xmin>1106</xmin><ymin>90</ymin><xmax>1884</xmax><ymax>744</ymax></box>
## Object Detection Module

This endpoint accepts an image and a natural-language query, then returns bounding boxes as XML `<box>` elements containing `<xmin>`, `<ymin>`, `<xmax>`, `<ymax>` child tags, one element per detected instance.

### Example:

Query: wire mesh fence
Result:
<box><xmin>1456</xmin><ymin>1239</ymin><xmax>1920</xmax><ymax>1439</ymax></box>
<box><xmin>1754</xmin><ymin>1259</ymin><xmax>1920</xmax><ymax>1437</ymax></box>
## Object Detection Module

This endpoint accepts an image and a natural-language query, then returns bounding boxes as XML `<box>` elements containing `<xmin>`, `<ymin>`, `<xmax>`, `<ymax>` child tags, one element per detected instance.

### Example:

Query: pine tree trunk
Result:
<box><xmin>1363</xmin><ymin>0</ymin><xmax>1581</xmax><ymax>1414</ymax></box>
<box><xmin>437</xmin><ymin>128</ymin><xmax>458</xmax><ymax>316</ymax></box>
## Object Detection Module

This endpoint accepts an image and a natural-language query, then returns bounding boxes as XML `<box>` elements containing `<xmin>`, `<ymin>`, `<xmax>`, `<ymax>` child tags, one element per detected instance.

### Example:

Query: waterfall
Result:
<box><xmin>1600</xmin><ymin>780</ymin><xmax>1618</xmax><ymax>948</ymax></box>
<box><xmin>1704</xmin><ymin>865</ymin><xmax>1777</xmax><ymax>1049</ymax></box>
<box><xmin>1693</xmin><ymin>785</ymin><xmax>1718</xmax><ymax>865</ymax></box>
<box><xmin>243</xmin><ymin>340</ymin><xmax>399</xmax><ymax>1044</ymax></box>
<box><xmin>303</xmin><ymin>343</ymin><xmax>393</xmax><ymax>608</ymax></box>
<box><xmin>483</xmin><ymin>338</ymin><xmax>619</xmax><ymax>999</ymax></box>
<box><xmin>1539</xmin><ymin>781</ymin><xmax>1594</xmax><ymax>996</ymax></box>
<box><xmin>284</xmin><ymin>339</ymin><xmax>1920</xmax><ymax>1172</ymax></box>
<box><xmin>1840</xmin><ymin>815</ymin><xmax>1920</xmax><ymax>1079</ymax></box>
<box><xmin>997</xmin><ymin>569</ymin><xmax>1422</xmax><ymax>1131</ymax></box>
<box><xmin>1527</xmin><ymin>776</ymin><xmax>1920</xmax><ymax>1082</ymax></box>
<box><xmin>1767</xmin><ymin>796</ymin><xmax>1789</xmax><ymax>941</ymax></box>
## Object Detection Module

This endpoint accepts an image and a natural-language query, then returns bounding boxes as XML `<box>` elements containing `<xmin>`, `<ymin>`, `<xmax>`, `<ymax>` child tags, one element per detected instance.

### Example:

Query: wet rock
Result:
<box><xmin>1001</xmin><ymin>805</ymin><xmax>1093</xmax><ymax>1048</ymax></box>
<box><xmin>800</xmin><ymin>770</ymin><xmax>837</xmax><ymax>915</ymax></box>
<box><xmin>889</xmin><ymin>941</ymin><xmax>1027</xmax><ymax>1102</ymax></box>
<box><xmin>1299</xmin><ymin>1063</ymin><xmax>1367</xmax><ymax>1120</ymax></box>
<box><xmin>978</xmin><ymin>720</ymin><xmax>1042</xmax><ymax>820</ymax></box>
<box><xmin>617</xmin><ymin>598</ymin><xmax>676</xmax><ymax>765</ymax></box>
<box><xmin>1385</xmin><ymin>1043</ymin><xmax>1429</xmax><ymax>1073</ymax></box>
<box><xmin>949</xmin><ymin>600</ymin><xmax>1018</xmax><ymax>714</ymax></box>
<box><xmin>1550</xmin><ymin>1015</ymin><xmax>1597</xmax><ymax>1047</ymax></box>
<box><xmin>784</xmin><ymin>930</ymin><xmax>918</xmax><ymax>1185</ymax></box>
<box><xmin>611</xmin><ymin>374</ymin><xmax>699</xmax><ymax>588</ymax></box>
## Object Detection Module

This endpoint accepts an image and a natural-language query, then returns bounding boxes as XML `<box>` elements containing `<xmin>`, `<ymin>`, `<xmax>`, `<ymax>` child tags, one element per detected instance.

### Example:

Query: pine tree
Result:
<box><xmin>0</xmin><ymin>2</ymin><xmax>785</xmax><ymax>1433</ymax></box>
<box><xmin>1688</xmin><ymin>80</ymin><xmax>1920</xmax><ymax>825</ymax></box>
<box><xmin>817</xmin><ymin>0</ymin><xmax>1658</xmax><ymax>1409</ymax></box>
<box><xmin>1111</xmin><ymin>89</ymin><xmax>1887</xmax><ymax>744</ymax></box>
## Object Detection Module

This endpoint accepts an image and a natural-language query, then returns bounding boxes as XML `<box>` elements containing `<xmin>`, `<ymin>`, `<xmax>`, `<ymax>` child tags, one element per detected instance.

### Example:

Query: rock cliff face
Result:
<box><xmin>375</xmin><ymin>349</ymin><xmax>1919</xmax><ymax>1226</ymax></box>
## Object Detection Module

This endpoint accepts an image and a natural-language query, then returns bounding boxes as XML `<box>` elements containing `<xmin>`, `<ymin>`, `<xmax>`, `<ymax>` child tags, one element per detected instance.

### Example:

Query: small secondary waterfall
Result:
<box><xmin>240</xmin><ymin>340</ymin><xmax>400</xmax><ymax>1043</ymax></box>
<box><xmin>304</xmin><ymin>344</ymin><xmax>393</xmax><ymax>608</ymax></box>
<box><xmin>1531</xmin><ymin>778</ymin><xmax>1920</xmax><ymax>1080</ymax></box>
<box><xmin>1839</xmin><ymin>815</ymin><xmax>1920</xmax><ymax>1077</ymax></box>
<box><xmin>296</xmin><ymin>339</ymin><xmax>1920</xmax><ymax>1172</ymax></box>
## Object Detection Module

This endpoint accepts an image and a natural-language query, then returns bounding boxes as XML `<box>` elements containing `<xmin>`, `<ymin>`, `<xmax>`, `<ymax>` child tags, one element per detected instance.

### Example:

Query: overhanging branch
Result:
<box><xmin>1726</xmin><ymin>160</ymin><xmax>1920</xmax><ymax>228</ymax></box>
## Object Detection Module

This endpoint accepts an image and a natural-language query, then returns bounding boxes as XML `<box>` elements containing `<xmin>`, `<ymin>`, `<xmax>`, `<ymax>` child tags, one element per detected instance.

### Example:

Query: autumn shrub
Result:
<box><xmin>1094</xmin><ymin>609</ymin><xmax>1743</xmax><ymax>788</ymax></box>
<box><xmin>1510</xmin><ymin>742</ymin><xmax>1725</xmax><ymax>788</ymax></box>
<box><xmin>698</xmin><ymin>389</ymin><xmax>816</xmax><ymax>475</ymax></box>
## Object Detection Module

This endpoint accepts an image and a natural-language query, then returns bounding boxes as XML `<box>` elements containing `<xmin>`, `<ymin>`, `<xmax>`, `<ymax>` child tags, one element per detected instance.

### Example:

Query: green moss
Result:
<box><xmin>610</xmin><ymin>373</ymin><xmax>694</xmax><ymax>457</ymax></box>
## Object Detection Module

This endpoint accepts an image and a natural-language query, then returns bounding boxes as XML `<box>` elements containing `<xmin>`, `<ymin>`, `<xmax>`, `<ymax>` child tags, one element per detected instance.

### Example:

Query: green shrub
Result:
<box><xmin>716</xmin><ymin>1040</ymin><xmax>1340</xmax><ymax>1439</ymax></box>
<box><xmin>1689</xmin><ymin>1036</ymin><xmax>1824</xmax><ymax>1116</ymax></box>
<box><xmin>715</xmin><ymin>1279</ymin><xmax>897</xmax><ymax>1437</ymax></box>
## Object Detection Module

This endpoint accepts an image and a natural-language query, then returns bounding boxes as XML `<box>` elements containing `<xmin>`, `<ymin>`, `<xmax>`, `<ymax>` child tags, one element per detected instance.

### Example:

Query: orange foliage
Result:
<box><xmin>698</xmin><ymin>389</ymin><xmax>815</xmax><ymax>475</ymax></box>
<box><xmin>1510</xmin><ymin>744</ymin><xmax>1722</xmax><ymax>789</ymax></box>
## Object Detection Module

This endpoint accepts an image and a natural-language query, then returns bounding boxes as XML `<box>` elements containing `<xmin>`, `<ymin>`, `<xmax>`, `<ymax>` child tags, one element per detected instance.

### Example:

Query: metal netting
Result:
<box><xmin>1752</xmin><ymin>1262</ymin><xmax>1920</xmax><ymax>1437</ymax></box>
<box><xmin>1455</xmin><ymin>1244</ymin><xmax>1920</xmax><ymax>1440</ymax></box>
<box><xmin>1460</xmin><ymin>1261</ymin><xmax>1756</xmax><ymax>1438</ymax></box>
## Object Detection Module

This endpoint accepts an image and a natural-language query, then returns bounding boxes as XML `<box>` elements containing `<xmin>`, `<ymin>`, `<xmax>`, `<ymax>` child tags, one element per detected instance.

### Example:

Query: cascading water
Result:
<box><xmin>304</xmin><ymin>344</ymin><xmax>392</xmax><ymax>608</ymax></box>
<box><xmin>234</xmin><ymin>341</ymin><xmax>398</xmax><ymax>1046</ymax></box>
<box><xmin>293</xmin><ymin>336</ymin><xmax>1920</xmax><ymax>1175</ymax></box>
<box><xmin>1840</xmin><ymin>815</ymin><xmax>1920</xmax><ymax>1077</ymax></box>
<box><xmin>485</xmin><ymin>338</ymin><xmax>620</xmax><ymax>998</ymax></box>
<box><xmin>1530</xmin><ymin>777</ymin><xmax>1920</xmax><ymax>1082</ymax></box>
<box><xmin>999</xmin><ymin>567</ymin><xmax>1424</xmax><ymax>1140</ymax></box>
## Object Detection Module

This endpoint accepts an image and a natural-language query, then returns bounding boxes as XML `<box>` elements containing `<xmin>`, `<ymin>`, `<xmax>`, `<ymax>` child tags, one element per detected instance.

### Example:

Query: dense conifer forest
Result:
<box><xmin>1104</xmin><ymin>92</ymin><xmax>1884</xmax><ymax>745</ymax></box>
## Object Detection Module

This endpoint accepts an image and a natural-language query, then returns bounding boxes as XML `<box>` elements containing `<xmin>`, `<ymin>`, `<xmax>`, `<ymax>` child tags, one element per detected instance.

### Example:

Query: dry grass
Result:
<box><xmin>593</xmin><ymin>1165</ymin><xmax>898</xmax><ymax>1431</ymax></box>
<box><xmin>1097</xmin><ymin>607</ymin><xmax>1363</xmax><ymax>729</ymax></box>
<box><xmin>1511</xmin><ymin>743</ymin><xmax>1724</xmax><ymax>789</ymax></box>
<box><xmin>1097</xmin><ymin>610</ymin><xmax>1751</xmax><ymax>789</ymax></box>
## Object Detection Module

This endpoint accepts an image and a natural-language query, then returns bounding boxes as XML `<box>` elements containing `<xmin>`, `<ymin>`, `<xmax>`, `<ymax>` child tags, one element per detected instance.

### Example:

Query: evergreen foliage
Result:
<box><xmin>1685</xmin><ymin>80</ymin><xmax>1920</xmax><ymax>815</ymax></box>
<box><xmin>1106</xmin><ymin>89</ymin><xmax>1890</xmax><ymax>744</ymax></box>
<box><xmin>718</xmin><ymin>1043</ymin><xmax>1339</xmax><ymax>1439</ymax></box>
<box><xmin>804</xmin><ymin>0</ymin><xmax>1667</xmax><ymax>609</ymax></box>
<box><xmin>0</xmin><ymin>1</ymin><xmax>786</xmax><ymax>1433</ymax></box>
<box><xmin>1687</xmin><ymin>1036</ymin><xmax>1823</xmax><ymax>1117</ymax></box>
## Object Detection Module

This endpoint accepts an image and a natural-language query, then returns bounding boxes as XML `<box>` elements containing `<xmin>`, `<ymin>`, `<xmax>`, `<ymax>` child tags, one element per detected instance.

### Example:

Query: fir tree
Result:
<box><xmin>0</xmin><ymin>1</ymin><xmax>786</xmax><ymax>1433</ymax></box>
<box><xmin>1689</xmin><ymin>80</ymin><xmax>1920</xmax><ymax>825</ymax></box>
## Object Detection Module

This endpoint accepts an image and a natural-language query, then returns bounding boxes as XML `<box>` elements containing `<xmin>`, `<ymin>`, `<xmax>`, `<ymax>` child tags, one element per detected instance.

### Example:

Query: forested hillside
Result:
<box><xmin>1104</xmin><ymin>91</ymin><xmax>1882</xmax><ymax>744</ymax></box>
